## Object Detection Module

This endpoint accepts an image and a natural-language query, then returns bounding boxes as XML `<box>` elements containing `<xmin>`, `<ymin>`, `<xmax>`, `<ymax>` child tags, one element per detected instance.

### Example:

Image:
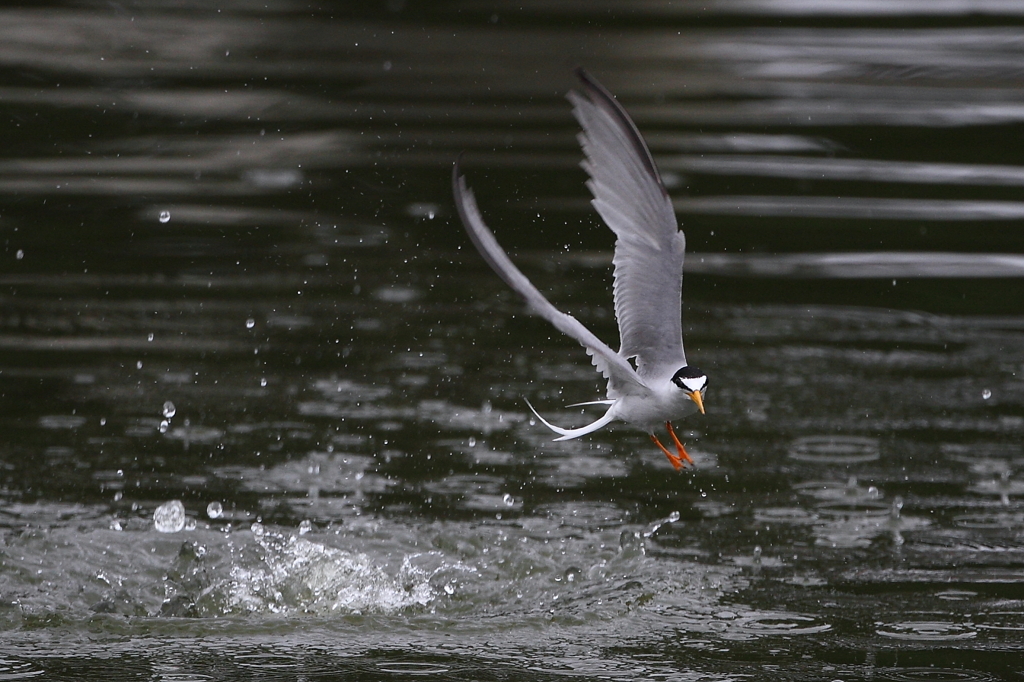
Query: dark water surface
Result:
<box><xmin>2</xmin><ymin>1</ymin><xmax>1024</xmax><ymax>679</ymax></box>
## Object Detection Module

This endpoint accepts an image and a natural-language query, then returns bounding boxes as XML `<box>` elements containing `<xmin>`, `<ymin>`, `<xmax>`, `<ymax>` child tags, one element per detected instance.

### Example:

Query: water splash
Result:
<box><xmin>224</xmin><ymin>528</ymin><xmax>437</xmax><ymax>615</ymax></box>
<box><xmin>153</xmin><ymin>500</ymin><xmax>186</xmax><ymax>533</ymax></box>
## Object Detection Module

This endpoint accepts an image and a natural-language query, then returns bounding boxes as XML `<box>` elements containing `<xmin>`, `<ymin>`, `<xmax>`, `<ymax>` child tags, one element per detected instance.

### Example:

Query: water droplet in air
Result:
<box><xmin>752</xmin><ymin>545</ymin><xmax>762</xmax><ymax>564</ymax></box>
<box><xmin>260</xmin><ymin>378</ymin><xmax>267</xmax><ymax>387</ymax></box>
<box><xmin>250</xmin><ymin>521</ymin><xmax>265</xmax><ymax>537</ymax></box>
<box><xmin>158</xmin><ymin>420</ymin><xmax>169</xmax><ymax>433</ymax></box>
<box><xmin>443</xmin><ymin>583</ymin><xmax>455</xmax><ymax>595</ymax></box>
<box><xmin>15</xmin><ymin>250</ymin><xmax>24</xmax><ymax>260</ymax></box>
<box><xmin>502</xmin><ymin>493</ymin><xmax>515</xmax><ymax>507</ymax></box>
<box><xmin>667</xmin><ymin>510</ymin><xmax>680</xmax><ymax>523</ymax></box>
<box><xmin>153</xmin><ymin>500</ymin><xmax>186</xmax><ymax>533</ymax></box>
<box><xmin>564</xmin><ymin>567</ymin><xmax>581</xmax><ymax>583</ymax></box>
<box><xmin>162</xmin><ymin>401</ymin><xmax>176</xmax><ymax>418</ymax></box>
<box><xmin>468</xmin><ymin>436</ymin><xmax>476</xmax><ymax>447</ymax></box>
<box><xmin>159</xmin><ymin>210</ymin><xmax>171</xmax><ymax>223</ymax></box>
<box><xmin>298</xmin><ymin>519</ymin><xmax>313</xmax><ymax>535</ymax></box>
<box><xmin>890</xmin><ymin>495</ymin><xmax>904</xmax><ymax>520</ymax></box>
<box><xmin>246</xmin><ymin>318</ymin><xmax>255</xmax><ymax>329</ymax></box>
<box><xmin>982</xmin><ymin>389</ymin><xmax>992</xmax><ymax>400</ymax></box>
<box><xmin>136</xmin><ymin>361</ymin><xmax>143</xmax><ymax>369</ymax></box>
<box><xmin>206</xmin><ymin>501</ymin><xmax>223</xmax><ymax>519</ymax></box>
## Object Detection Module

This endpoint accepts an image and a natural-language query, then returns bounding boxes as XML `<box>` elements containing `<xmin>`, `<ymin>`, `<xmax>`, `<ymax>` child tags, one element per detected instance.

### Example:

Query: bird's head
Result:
<box><xmin>671</xmin><ymin>366</ymin><xmax>707</xmax><ymax>414</ymax></box>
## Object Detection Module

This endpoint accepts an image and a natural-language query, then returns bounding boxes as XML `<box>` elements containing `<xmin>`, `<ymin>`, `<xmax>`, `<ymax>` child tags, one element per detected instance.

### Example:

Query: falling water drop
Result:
<box><xmin>147</xmin><ymin>333</ymin><xmax>154</xmax><ymax>342</ymax></box>
<box><xmin>206</xmin><ymin>501</ymin><xmax>223</xmax><ymax>519</ymax></box>
<box><xmin>260</xmin><ymin>378</ymin><xmax>267</xmax><ymax>387</ymax></box>
<box><xmin>246</xmin><ymin>318</ymin><xmax>255</xmax><ymax>329</ymax></box>
<box><xmin>162</xmin><ymin>401</ymin><xmax>176</xmax><ymax>419</ymax></box>
<box><xmin>890</xmin><ymin>495</ymin><xmax>904</xmax><ymax>520</ymax></box>
<box><xmin>159</xmin><ymin>210</ymin><xmax>171</xmax><ymax>223</ymax></box>
<box><xmin>982</xmin><ymin>389</ymin><xmax>992</xmax><ymax>400</ymax></box>
<box><xmin>298</xmin><ymin>519</ymin><xmax>313</xmax><ymax>535</ymax></box>
<box><xmin>502</xmin><ymin>493</ymin><xmax>515</xmax><ymax>507</ymax></box>
<box><xmin>468</xmin><ymin>436</ymin><xmax>476</xmax><ymax>447</ymax></box>
<box><xmin>153</xmin><ymin>500</ymin><xmax>186</xmax><ymax>533</ymax></box>
<box><xmin>159</xmin><ymin>420</ymin><xmax>169</xmax><ymax>433</ymax></box>
<box><xmin>15</xmin><ymin>249</ymin><xmax>24</xmax><ymax>260</ymax></box>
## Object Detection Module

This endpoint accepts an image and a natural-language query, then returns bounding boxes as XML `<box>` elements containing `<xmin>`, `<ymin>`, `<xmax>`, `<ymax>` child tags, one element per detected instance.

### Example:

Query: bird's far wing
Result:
<box><xmin>569</xmin><ymin>68</ymin><xmax>688</xmax><ymax>384</ymax></box>
<box><xmin>453</xmin><ymin>160</ymin><xmax>648</xmax><ymax>399</ymax></box>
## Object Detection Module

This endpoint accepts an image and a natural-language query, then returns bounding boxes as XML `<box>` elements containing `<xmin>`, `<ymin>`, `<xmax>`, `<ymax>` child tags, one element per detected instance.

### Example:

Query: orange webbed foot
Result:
<box><xmin>665</xmin><ymin>421</ymin><xmax>694</xmax><ymax>465</ymax></box>
<box><xmin>651</xmin><ymin>433</ymin><xmax>684</xmax><ymax>471</ymax></box>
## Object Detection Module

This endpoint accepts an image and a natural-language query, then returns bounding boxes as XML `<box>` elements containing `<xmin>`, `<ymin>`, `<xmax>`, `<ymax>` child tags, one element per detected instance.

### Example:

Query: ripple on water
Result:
<box><xmin>953</xmin><ymin>512</ymin><xmax>1024</xmax><ymax>530</ymax></box>
<box><xmin>794</xmin><ymin>477</ymin><xmax>883</xmax><ymax>504</ymax></box>
<box><xmin>935</xmin><ymin>589</ymin><xmax>978</xmax><ymax>601</ymax></box>
<box><xmin>702</xmin><ymin>611</ymin><xmax>831</xmax><ymax>641</ymax></box>
<box><xmin>736</xmin><ymin>612</ymin><xmax>831</xmax><ymax>637</ymax></box>
<box><xmin>374</xmin><ymin>662</ymin><xmax>451</xmax><ymax>676</ymax></box>
<box><xmin>876</xmin><ymin>667</ymin><xmax>996</xmax><ymax>681</ymax></box>
<box><xmin>967</xmin><ymin>478</ymin><xmax>1024</xmax><ymax>499</ymax></box>
<box><xmin>876</xmin><ymin>621</ymin><xmax>977</xmax><ymax>641</ymax></box>
<box><xmin>754</xmin><ymin>506</ymin><xmax>818</xmax><ymax>525</ymax></box>
<box><xmin>0</xmin><ymin>658</ymin><xmax>44</xmax><ymax>680</ymax></box>
<box><xmin>234</xmin><ymin>652</ymin><xmax>303</xmax><ymax>671</ymax></box>
<box><xmin>37</xmin><ymin>415</ymin><xmax>87</xmax><ymax>429</ymax></box>
<box><xmin>789</xmin><ymin>435</ymin><xmax>880</xmax><ymax>464</ymax></box>
<box><xmin>812</xmin><ymin>498</ymin><xmax>929</xmax><ymax>549</ymax></box>
<box><xmin>977</xmin><ymin>614</ymin><xmax>1024</xmax><ymax>633</ymax></box>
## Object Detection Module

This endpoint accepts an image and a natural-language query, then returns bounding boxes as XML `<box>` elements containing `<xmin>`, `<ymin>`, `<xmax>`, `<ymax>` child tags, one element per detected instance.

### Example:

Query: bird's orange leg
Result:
<box><xmin>651</xmin><ymin>434</ymin><xmax>684</xmax><ymax>471</ymax></box>
<box><xmin>665</xmin><ymin>421</ymin><xmax>694</xmax><ymax>465</ymax></box>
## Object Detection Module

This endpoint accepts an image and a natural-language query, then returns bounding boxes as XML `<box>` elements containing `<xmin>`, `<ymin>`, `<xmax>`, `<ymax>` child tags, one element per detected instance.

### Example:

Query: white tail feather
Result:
<box><xmin>524</xmin><ymin>398</ymin><xmax>618</xmax><ymax>442</ymax></box>
<box><xmin>565</xmin><ymin>399</ymin><xmax>616</xmax><ymax>408</ymax></box>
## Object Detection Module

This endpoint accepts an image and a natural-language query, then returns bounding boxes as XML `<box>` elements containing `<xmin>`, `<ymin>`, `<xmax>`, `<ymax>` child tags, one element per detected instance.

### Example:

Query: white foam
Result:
<box><xmin>225</xmin><ymin>529</ymin><xmax>436</xmax><ymax>615</ymax></box>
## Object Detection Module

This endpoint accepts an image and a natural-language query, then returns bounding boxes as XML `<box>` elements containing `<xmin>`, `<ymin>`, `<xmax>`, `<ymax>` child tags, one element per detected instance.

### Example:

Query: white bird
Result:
<box><xmin>452</xmin><ymin>68</ymin><xmax>707</xmax><ymax>470</ymax></box>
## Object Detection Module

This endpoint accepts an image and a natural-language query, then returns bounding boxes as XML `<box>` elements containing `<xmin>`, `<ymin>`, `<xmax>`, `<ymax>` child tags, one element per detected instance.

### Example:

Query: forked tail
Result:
<box><xmin>524</xmin><ymin>398</ymin><xmax>617</xmax><ymax>442</ymax></box>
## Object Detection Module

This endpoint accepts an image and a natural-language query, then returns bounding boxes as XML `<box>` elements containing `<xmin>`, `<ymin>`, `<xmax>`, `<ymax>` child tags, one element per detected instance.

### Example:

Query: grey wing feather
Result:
<box><xmin>453</xmin><ymin>160</ymin><xmax>648</xmax><ymax>399</ymax></box>
<box><xmin>569</xmin><ymin>68</ymin><xmax>688</xmax><ymax>384</ymax></box>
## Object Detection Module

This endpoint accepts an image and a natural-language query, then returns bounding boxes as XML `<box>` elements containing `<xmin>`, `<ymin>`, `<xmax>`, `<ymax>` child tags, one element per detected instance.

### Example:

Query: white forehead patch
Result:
<box><xmin>679</xmin><ymin>376</ymin><xmax>706</xmax><ymax>393</ymax></box>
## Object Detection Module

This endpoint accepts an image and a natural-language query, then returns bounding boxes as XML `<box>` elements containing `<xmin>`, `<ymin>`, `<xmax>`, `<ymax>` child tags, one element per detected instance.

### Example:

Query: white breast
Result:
<box><xmin>613</xmin><ymin>384</ymin><xmax>700</xmax><ymax>434</ymax></box>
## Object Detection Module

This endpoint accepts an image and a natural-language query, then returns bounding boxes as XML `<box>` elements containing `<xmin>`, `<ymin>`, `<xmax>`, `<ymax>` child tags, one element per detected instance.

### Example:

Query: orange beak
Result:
<box><xmin>688</xmin><ymin>390</ymin><xmax>705</xmax><ymax>415</ymax></box>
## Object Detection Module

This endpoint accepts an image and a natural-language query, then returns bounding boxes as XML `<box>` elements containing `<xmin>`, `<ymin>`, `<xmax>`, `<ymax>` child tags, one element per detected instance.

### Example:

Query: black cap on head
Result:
<box><xmin>671</xmin><ymin>366</ymin><xmax>706</xmax><ymax>390</ymax></box>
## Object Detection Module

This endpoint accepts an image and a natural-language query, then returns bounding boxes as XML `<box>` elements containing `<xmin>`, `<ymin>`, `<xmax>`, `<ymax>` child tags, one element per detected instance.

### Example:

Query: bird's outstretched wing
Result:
<box><xmin>453</xmin><ymin>160</ymin><xmax>648</xmax><ymax>399</ymax></box>
<box><xmin>569</xmin><ymin>68</ymin><xmax>688</xmax><ymax>384</ymax></box>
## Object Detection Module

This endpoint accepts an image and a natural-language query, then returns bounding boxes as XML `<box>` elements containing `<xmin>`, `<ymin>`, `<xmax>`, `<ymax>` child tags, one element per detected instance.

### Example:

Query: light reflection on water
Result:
<box><xmin>1</xmin><ymin>0</ymin><xmax>1024</xmax><ymax>679</ymax></box>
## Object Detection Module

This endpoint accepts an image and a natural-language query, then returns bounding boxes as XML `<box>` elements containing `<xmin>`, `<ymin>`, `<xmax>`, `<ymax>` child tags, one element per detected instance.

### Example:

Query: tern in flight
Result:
<box><xmin>452</xmin><ymin>68</ymin><xmax>707</xmax><ymax>470</ymax></box>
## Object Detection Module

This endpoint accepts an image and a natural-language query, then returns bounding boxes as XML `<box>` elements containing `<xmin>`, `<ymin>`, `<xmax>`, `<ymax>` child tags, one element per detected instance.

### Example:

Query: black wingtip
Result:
<box><xmin>570</xmin><ymin>67</ymin><xmax>667</xmax><ymax>198</ymax></box>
